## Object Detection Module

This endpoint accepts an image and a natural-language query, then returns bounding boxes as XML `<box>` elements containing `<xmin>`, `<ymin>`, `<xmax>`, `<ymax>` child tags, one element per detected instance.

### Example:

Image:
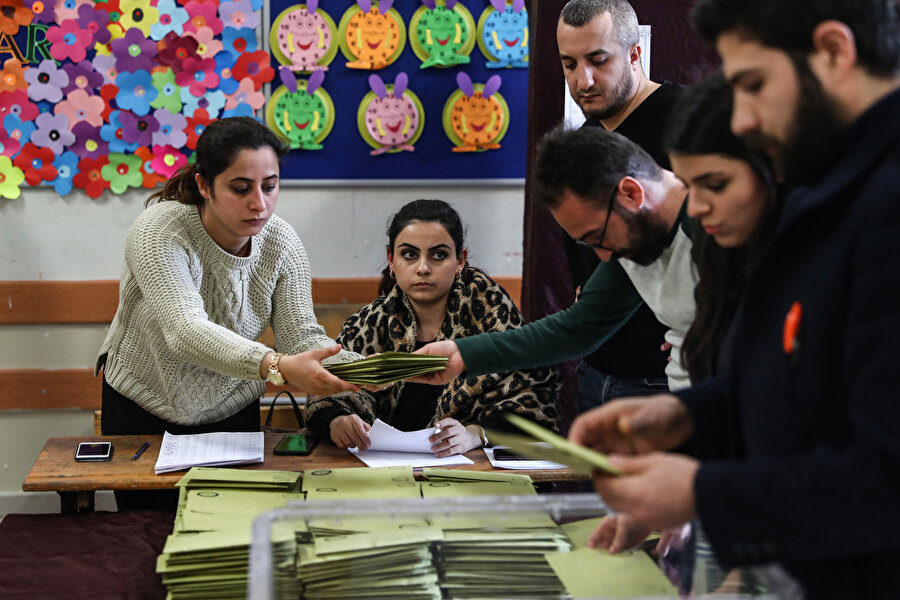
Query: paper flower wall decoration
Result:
<box><xmin>266</xmin><ymin>66</ymin><xmax>334</xmax><ymax>150</ymax></box>
<box><xmin>443</xmin><ymin>72</ymin><xmax>509</xmax><ymax>152</ymax></box>
<box><xmin>271</xmin><ymin>0</ymin><xmax>338</xmax><ymax>73</ymax></box>
<box><xmin>477</xmin><ymin>0</ymin><xmax>529</xmax><ymax>68</ymax></box>
<box><xmin>409</xmin><ymin>0</ymin><xmax>474</xmax><ymax>69</ymax></box>
<box><xmin>338</xmin><ymin>0</ymin><xmax>405</xmax><ymax>70</ymax></box>
<box><xmin>0</xmin><ymin>0</ymin><xmax>273</xmax><ymax>198</ymax></box>
<box><xmin>358</xmin><ymin>72</ymin><xmax>424</xmax><ymax>155</ymax></box>
<box><xmin>0</xmin><ymin>155</ymin><xmax>25</xmax><ymax>199</ymax></box>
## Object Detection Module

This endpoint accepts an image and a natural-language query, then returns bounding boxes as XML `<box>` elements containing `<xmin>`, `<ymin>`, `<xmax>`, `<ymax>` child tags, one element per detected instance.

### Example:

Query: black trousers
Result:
<box><xmin>101</xmin><ymin>377</ymin><xmax>260</xmax><ymax>510</ymax></box>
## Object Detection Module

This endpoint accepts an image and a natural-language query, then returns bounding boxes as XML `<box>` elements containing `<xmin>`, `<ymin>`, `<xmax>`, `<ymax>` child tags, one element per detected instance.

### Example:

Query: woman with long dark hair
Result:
<box><xmin>306</xmin><ymin>199</ymin><xmax>560</xmax><ymax>456</ymax></box>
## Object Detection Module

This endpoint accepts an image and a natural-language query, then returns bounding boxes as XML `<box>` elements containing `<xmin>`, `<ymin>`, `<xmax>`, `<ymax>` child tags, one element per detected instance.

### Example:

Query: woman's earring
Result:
<box><xmin>456</xmin><ymin>267</ymin><xmax>462</xmax><ymax>278</ymax></box>
<box><xmin>389</xmin><ymin>268</ymin><xmax>396</xmax><ymax>279</ymax></box>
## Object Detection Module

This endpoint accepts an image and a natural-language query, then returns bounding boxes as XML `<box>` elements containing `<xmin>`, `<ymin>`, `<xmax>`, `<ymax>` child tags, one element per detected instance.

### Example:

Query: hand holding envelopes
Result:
<box><xmin>487</xmin><ymin>414</ymin><xmax>623</xmax><ymax>476</ymax></box>
<box><xmin>323</xmin><ymin>351</ymin><xmax>448</xmax><ymax>385</ymax></box>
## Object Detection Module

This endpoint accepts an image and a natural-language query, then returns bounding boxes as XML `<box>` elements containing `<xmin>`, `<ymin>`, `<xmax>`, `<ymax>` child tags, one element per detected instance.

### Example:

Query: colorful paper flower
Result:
<box><xmin>52</xmin><ymin>151</ymin><xmax>79</xmax><ymax>195</ymax></box>
<box><xmin>218</xmin><ymin>0</ymin><xmax>257</xmax><ymax>30</ymax></box>
<box><xmin>0</xmin><ymin>58</ymin><xmax>27</xmax><ymax>93</ymax></box>
<box><xmin>149</xmin><ymin>0</ymin><xmax>188</xmax><ymax>40</ymax></box>
<box><xmin>70</xmin><ymin>122</ymin><xmax>108</xmax><ymax>159</ymax></box>
<box><xmin>13</xmin><ymin>142</ymin><xmax>57</xmax><ymax>185</ymax></box>
<box><xmin>175</xmin><ymin>56</ymin><xmax>218</xmax><ymax>96</ymax></box>
<box><xmin>46</xmin><ymin>18</ymin><xmax>93</xmax><ymax>62</ymax></box>
<box><xmin>31</xmin><ymin>112</ymin><xmax>75</xmax><ymax>155</ymax></box>
<box><xmin>231</xmin><ymin>50</ymin><xmax>273</xmax><ymax>91</ymax></box>
<box><xmin>115</xmin><ymin>69</ymin><xmax>157</xmax><ymax>116</ymax></box>
<box><xmin>134</xmin><ymin>145</ymin><xmax>162</xmax><ymax>188</ymax></box>
<box><xmin>55</xmin><ymin>88</ymin><xmax>105</xmax><ymax>127</ymax></box>
<box><xmin>72</xmin><ymin>156</ymin><xmax>110</xmax><ymax>198</ymax></box>
<box><xmin>156</xmin><ymin>31</ymin><xmax>200</xmax><ymax>72</ymax></box>
<box><xmin>92</xmin><ymin>53</ymin><xmax>118</xmax><ymax>86</ymax></box>
<box><xmin>183</xmin><ymin>0</ymin><xmax>222</xmax><ymax>35</ymax></box>
<box><xmin>118</xmin><ymin>0</ymin><xmax>157</xmax><ymax>37</ymax></box>
<box><xmin>150</xmin><ymin>68</ymin><xmax>182</xmax><ymax>113</ymax></box>
<box><xmin>61</xmin><ymin>60</ymin><xmax>103</xmax><ymax>96</ymax></box>
<box><xmin>24</xmin><ymin>59</ymin><xmax>68</xmax><ymax>102</ymax></box>
<box><xmin>224</xmin><ymin>77</ymin><xmax>264</xmax><ymax>111</ymax></box>
<box><xmin>150</xmin><ymin>144</ymin><xmax>187</xmax><ymax>179</ymax></box>
<box><xmin>100</xmin><ymin>110</ymin><xmax>139</xmax><ymax>153</ymax></box>
<box><xmin>0</xmin><ymin>114</ymin><xmax>35</xmax><ymax>156</ymax></box>
<box><xmin>184</xmin><ymin>108</ymin><xmax>211</xmax><ymax>149</ymax></box>
<box><xmin>118</xmin><ymin>109</ymin><xmax>158</xmax><ymax>146</ymax></box>
<box><xmin>99</xmin><ymin>83</ymin><xmax>119</xmax><ymax>121</ymax></box>
<box><xmin>181</xmin><ymin>86</ymin><xmax>223</xmax><ymax>118</ymax></box>
<box><xmin>212</xmin><ymin>50</ymin><xmax>238</xmax><ymax>94</ymax></box>
<box><xmin>184</xmin><ymin>26</ymin><xmax>222</xmax><ymax>59</ymax></box>
<box><xmin>28</xmin><ymin>0</ymin><xmax>56</xmax><ymax>25</ymax></box>
<box><xmin>111</xmin><ymin>27</ymin><xmax>156</xmax><ymax>73</ymax></box>
<box><xmin>76</xmin><ymin>3</ymin><xmax>111</xmax><ymax>46</ymax></box>
<box><xmin>102</xmin><ymin>152</ymin><xmax>143</xmax><ymax>193</ymax></box>
<box><xmin>0</xmin><ymin>89</ymin><xmax>39</xmax><ymax>121</ymax></box>
<box><xmin>221</xmin><ymin>103</ymin><xmax>254</xmax><ymax>119</ymax></box>
<box><xmin>221</xmin><ymin>26</ymin><xmax>255</xmax><ymax>59</ymax></box>
<box><xmin>0</xmin><ymin>0</ymin><xmax>33</xmax><ymax>36</ymax></box>
<box><xmin>0</xmin><ymin>155</ymin><xmax>25</xmax><ymax>199</ymax></box>
<box><xmin>53</xmin><ymin>0</ymin><xmax>89</xmax><ymax>22</ymax></box>
<box><xmin>151</xmin><ymin>108</ymin><xmax>187</xmax><ymax>147</ymax></box>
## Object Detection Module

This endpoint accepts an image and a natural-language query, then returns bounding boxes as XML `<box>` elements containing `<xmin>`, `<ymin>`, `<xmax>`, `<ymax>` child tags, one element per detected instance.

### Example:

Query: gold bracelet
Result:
<box><xmin>475</xmin><ymin>424</ymin><xmax>490</xmax><ymax>447</ymax></box>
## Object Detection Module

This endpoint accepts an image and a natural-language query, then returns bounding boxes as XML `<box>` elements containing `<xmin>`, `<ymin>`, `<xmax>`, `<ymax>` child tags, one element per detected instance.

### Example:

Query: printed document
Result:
<box><xmin>155</xmin><ymin>431</ymin><xmax>264</xmax><ymax>474</ymax></box>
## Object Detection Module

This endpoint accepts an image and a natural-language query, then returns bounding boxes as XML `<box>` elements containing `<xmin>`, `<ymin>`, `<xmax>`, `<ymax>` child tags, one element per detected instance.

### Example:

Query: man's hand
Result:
<box><xmin>409</xmin><ymin>340</ymin><xmax>465</xmax><ymax>385</ymax></box>
<box><xmin>568</xmin><ymin>394</ymin><xmax>694</xmax><ymax>455</ymax></box>
<box><xmin>428</xmin><ymin>419</ymin><xmax>480</xmax><ymax>457</ymax></box>
<box><xmin>329</xmin><ymin>414</ymin><xmax>372</xmax><ymax>450</ymax></box>
<box><xmin>587</xmin><ymin>513</ymin><xmax>654</xmax><ymax>554</ymax></box>
<box><xmin>593</xmin><ymin>453</ymin><xmax>699</xmax><ymax>531</ymax></box>
<box><xmin>278</xmin><ymin>345</ymin><xmax>361</xmax><ymax>396</ymax></box>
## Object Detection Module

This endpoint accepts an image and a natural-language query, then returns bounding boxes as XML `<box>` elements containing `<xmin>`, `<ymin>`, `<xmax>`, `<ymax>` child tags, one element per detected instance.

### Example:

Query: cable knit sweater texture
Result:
<box><xmin>96</xmin><ymin>201</ymin><xmax>360</xmax><ymax>425</ymax></box>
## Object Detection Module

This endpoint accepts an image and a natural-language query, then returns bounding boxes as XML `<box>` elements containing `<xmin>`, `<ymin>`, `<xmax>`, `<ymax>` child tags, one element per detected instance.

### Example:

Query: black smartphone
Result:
<box><xmin>493</xmin><ymin>447</ymin><xmax>538</xmax><ymax>461</ymax></box>
<box><xmin>274</xmin><ymin>434</ymin><xmax>318</xmax><ymax>456</ymax></box>
<box><xmin>75</xmin><ymin>441</ymin><xmax>113</xmax><ymax>462</ymax></box>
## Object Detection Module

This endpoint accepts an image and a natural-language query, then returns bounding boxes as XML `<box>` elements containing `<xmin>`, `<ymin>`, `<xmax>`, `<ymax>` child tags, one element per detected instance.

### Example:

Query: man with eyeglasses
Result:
<box><xmin>414</xmin><ymin>125</ymin><xmax>697</xmax><ymax>395</ymax></box>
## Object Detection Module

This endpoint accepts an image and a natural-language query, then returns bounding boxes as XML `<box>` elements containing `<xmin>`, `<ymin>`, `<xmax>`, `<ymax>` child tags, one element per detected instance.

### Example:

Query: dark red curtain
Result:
<box><xmin>522</xmin><ymin>0</ymin><xmax>719</xmax><ymax>429</ymax></box>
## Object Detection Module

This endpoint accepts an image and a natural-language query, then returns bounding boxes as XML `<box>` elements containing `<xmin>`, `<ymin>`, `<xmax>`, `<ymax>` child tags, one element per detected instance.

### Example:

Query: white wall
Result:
<box><xmin>0</xmin><ymin>182</ymin><xmax>525</xmax><ymax>513</ymax></box>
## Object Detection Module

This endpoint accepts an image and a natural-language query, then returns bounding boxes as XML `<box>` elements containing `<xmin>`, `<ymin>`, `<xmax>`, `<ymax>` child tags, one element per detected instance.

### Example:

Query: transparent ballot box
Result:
<box><xmin>248</xmin><ymin>493</ymin><xmax>785</xmax><ymax>600</ymax></box>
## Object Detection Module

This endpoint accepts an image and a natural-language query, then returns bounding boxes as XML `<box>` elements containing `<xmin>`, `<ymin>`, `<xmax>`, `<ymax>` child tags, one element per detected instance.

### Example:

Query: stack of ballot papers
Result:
<box><xmin>154</xmin><ymin>431</ymin><xmax>264</xmax><ymax>474</ymax></box>
<box><xmin>323</xmin><ymin>351</ymin><xmax>448</xmax><ymax>385</ymax></box>
<box><xmin>487</xmin><ymin>414</ymin><xmax>623</xmax><ymax>475</ymax></box>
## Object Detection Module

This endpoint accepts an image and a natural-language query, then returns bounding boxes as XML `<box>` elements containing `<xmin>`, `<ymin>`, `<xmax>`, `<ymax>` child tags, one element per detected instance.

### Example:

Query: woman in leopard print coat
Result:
<box><xmin>306</xmin><ymin>200</ymin><xmax>560</xmax><ymax>455</ymax></box>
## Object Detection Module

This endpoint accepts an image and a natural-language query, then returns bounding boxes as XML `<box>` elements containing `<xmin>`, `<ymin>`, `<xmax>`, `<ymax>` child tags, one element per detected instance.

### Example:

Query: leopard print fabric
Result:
<box><xmin>306</xmin><ymin>269</ymin><xmax>561</xmax><ymax>432</ymax></box>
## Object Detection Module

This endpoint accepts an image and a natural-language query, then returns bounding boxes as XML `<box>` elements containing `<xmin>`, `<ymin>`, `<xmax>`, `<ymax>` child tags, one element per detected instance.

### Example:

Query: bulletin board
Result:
<box><xmin>264</xmin><ymin>0</ymin><xmax>530</xmax><ymax>182</ymax></box>
<box><xmin>0</xmin><ymin>0</ymin><xmax>528</xmax><ymax>202</ymax></box>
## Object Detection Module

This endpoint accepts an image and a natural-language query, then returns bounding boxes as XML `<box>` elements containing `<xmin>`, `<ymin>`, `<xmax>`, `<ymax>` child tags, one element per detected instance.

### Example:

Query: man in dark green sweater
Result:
<box><xmin>414</xmin><ymin>126</ymin><xmax>697</xmax><ymax>397</ymax></box>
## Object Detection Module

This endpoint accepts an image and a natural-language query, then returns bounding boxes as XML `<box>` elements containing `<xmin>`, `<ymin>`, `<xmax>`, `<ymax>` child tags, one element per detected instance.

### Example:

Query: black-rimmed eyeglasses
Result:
<box><xmin>574</xmin><ymin>187</ymin><xmax>617</xmax><ymax>252</ymax></box>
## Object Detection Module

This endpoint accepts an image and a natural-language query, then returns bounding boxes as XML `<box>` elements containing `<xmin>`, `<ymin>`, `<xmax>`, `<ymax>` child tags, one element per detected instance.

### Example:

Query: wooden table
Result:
<box><xmin>24</xmin><ymin>433</ymin><xmax>586</xmax><ymax>513</ymax></box>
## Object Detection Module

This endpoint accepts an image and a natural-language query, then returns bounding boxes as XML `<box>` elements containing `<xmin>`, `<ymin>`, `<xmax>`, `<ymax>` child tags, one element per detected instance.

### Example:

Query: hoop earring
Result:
<box><xmin>456</xmin><ymin>267</ymin><xmax>462</xmax><ymax>278</ymax></box>
<box><xmin>389</xmin><ymin>268</ymin><xmax>396</xmax><ymax>279</ymax></box>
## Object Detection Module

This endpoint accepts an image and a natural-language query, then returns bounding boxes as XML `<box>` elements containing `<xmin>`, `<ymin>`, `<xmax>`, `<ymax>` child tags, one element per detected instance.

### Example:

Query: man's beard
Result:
<box><xmin>579</xmin><ymin>61</ymin><xmax>636</xmax><ymax>121</ymax></box>
<box><xmin>615</xmin><ymin>206</ymin><xmax>671</xmax><ymax>266</ymax></box>
<box><xmin>745</xmin><ymin>59</ymin><xmax>847</xmax><ymax>187</ymax></box>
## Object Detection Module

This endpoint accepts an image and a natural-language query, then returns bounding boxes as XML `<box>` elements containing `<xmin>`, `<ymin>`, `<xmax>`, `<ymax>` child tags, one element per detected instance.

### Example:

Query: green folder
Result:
<box><xmin>487</xmin><ymin>414</ymin><xmax>623</xmax><ymax>476</ymax></box>
<box><xmin>323</xmin><ymin>352</ymin><xmax>448</xmax><ymax>385</ymax></box>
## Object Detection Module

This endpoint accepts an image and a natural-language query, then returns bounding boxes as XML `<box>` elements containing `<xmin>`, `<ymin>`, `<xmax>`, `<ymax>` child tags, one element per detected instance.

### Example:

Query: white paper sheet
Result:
<box><xmin>154</xmin><ymin>431</ymin><xmax>264</xmax><ymax>474</ymax></box>
<box><xmin>485</xmin><ymin>444</ymin><xmax>567</xmax><ymax>470</ymax></box>
<box><xmin>348</xmin><ymin>419</ymin><xmax>474</xmax><ymax>468</ymax></box>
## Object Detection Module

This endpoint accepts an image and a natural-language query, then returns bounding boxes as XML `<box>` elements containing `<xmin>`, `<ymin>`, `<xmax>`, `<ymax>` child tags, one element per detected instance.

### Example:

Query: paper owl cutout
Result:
<box><xmin>358</xmin><ymin>72</ymin><xmax>425</xmax><ymax>155</ymax></box>
<box><xmin>266</xmin><ymin>67</ymin><xmax>335</xmax><ymax>150</ymax></box>
<box><xmin>337</xmin><ymin>0</ymin><xmax>407</xmax><ymax>70</ymax></box>
<box><xmin>443</xmin><ymin>72</ymin><xmax>508</xmax><ymax>152</ymax></box>
<box><xmin>409</xmin><ymin>0</ymin><xmax>475</xmax><ymax>69</ymax></box>
<box><xmin>271</xmin><ymin>0</ymin><xmax>339</xmax><ymax>72</ymax></box>
<box><xmin>477</xmin><ymin>0</ymin><xmax>529</xmax><ymax>68</ymax></box>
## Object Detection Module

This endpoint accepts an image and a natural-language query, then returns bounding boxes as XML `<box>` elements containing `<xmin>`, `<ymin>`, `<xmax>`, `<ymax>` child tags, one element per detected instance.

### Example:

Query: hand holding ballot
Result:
<box><xmin>323</xmin><ymin>351</ymin><xmax>449</xmax><ymax>385</ymax></box>
<box><xmin>408</xmin><ymin>340</ymin><xmax>466</xmax><ymax>385</ymax></box>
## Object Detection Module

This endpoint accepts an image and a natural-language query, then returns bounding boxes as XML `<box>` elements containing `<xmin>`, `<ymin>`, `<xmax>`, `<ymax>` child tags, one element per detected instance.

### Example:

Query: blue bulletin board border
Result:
<box><xmin>262</xmin><ymin>0</ymin><xmax>529</xmax><ymax>182</ymax></box>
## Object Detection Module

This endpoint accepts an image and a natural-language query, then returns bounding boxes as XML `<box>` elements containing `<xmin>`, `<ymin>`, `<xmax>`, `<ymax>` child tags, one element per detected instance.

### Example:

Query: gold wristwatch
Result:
<box><xmin>266</xmin><ymin>353</ymin><xmax>285</xmax><ymax>385</ymax></box>
<box><xmin>475</xmin><ymin>424</ymin><xmax>490</xmax><ymax>447</ymax></box>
